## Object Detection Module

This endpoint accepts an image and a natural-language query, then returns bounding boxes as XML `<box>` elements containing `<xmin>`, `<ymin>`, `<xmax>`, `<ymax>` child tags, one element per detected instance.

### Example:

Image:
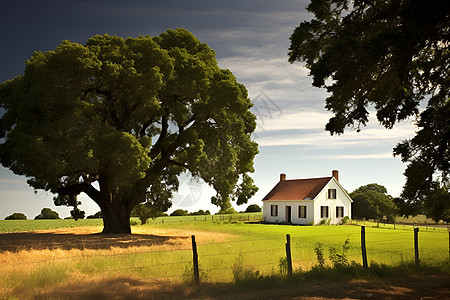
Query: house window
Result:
<box><xmin>320</xmin><ymin>206</ymin><xmax>329</xmax><ymax>218</ymax></box>
<box><xmin>270</xmin><ymin>205</ymin><xmax>278</xmax><ymax>217</ymax></box>
<box><xmin>298</xmin><ymin>205</ymin><xmax>307</xmax><ymax>218</ymax></box>
<box><xmin>328</xmin><ymin>189</ymin><xmax>337</xmax><ymax>199</ymax></box>
<box><xmin>336</xmin><ymin>206</ymin><xmax>344</xmax><ymax>218</ymax></box>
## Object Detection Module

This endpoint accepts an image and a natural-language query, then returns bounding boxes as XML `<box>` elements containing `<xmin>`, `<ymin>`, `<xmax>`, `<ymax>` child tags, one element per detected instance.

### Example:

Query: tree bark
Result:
<box><xmin>58</xmin><ymin>182</ymin><xmax>135</xmax><ymax>234</ymax></box>
<box><xmin>101</xmin><ymin>199</ymin><xmax>132</xmax><ymax>234</ymax></box>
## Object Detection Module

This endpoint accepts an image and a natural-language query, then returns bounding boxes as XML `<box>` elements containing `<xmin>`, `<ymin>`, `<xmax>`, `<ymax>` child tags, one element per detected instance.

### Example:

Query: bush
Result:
<box><xmin>86</xmin><ymin>211</ymin><xmax>102</xmax><ymax>219</ymax></box>
<box><xmin>329</xmin><ymin>238</ymin><xmax>350</xmax><ymax>268</ymax></box>
<box><xmin>170</xmin><ymin>209</ymin><xmax>188</xmax><ymax>216</ymax></box>
<box><xmin>70</xmin><ymin>208</ymin><xmax>85</xmax><ymax>220</ymax></box>
<box><xmin>132</xmin><ymin>204</ymin><xmax>166</xmax><ymax>224</ymax></box>
<box><xmin>245</xmin><ymin>204</ymin><xmax>262</xmax><ymax>213</ymax></box>
<box><xmin>314</xmin><ymin>243</ymin><xmax>325</xmax><ymax>267</ymax></box>
<box><xmin>317</xmin><ymin>218</ymin><xmax>331</xmax><ymax>225</ymax></box>
<box><xmin>188</xmin><ymin>210</ymin><xmax>211</xmax><ymax>216</ymax></box>
<box><xmin>216</xmin><ymin>207</ymin><xmax>237</xmax><ymax>214</ymax></box>
<box><xmin>341</xmin><ymin>216</ymin><xmax>350</xmax><ymax>224</ymax></box>
<box><xmin>5</xmin><ymin>212</ymin><xmax>27</xmax><ymax>220</ymax></box>
<box><xmin>34</xmin><ymin>208</ymin><xmax>60</xmax><ymax>219</ymax></box>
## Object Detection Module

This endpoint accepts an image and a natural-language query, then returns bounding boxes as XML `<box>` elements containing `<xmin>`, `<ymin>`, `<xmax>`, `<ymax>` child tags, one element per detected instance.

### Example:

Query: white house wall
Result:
<box><xmin>313</xmin><ymin>178</ymin><xmax>352</xmax><ymax>225</ymax></box>
<box><xmin>263</xmin><ymin>200</ymin><xmax>314</xmax><ymax>225</ymax></box>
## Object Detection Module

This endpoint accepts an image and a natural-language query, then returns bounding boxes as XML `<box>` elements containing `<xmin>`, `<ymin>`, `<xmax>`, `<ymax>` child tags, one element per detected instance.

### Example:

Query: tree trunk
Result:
<box><xmin>101</xmin><ymin>201</ymin><xmax>132</xmax><ymax>234</ymax></box>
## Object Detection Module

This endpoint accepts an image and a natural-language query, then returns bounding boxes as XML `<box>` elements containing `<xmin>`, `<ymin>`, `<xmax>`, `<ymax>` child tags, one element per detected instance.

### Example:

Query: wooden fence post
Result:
<box><xmin>191</xmin><ymin>235</ymin><xmax>200</xmax><ymax>284</ymax></box>
<box><xmin>361</xmin><ymin>226</ymin><xmax>368</xmax><ymax>268</ymax></box>
<box><xmin>414</xmin><ymin>227</ymin><xmax>419</xmax><ymax>266</ymax></box>
<box><xmin>285</xmin><ymin>234</ymin><xmax>293</xmax><ymax>276</ymax></box>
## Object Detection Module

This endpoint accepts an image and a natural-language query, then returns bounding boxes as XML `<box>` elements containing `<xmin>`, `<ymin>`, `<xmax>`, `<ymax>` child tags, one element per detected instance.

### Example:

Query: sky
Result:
<box><xmin>0</xmin><ymin>0</ymin><xmax>417</xmax><ymax>219</ymax></box>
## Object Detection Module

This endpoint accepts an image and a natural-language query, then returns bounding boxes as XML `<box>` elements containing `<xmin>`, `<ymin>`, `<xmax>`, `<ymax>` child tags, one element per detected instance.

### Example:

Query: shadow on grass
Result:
<box><xmin>0</xmin><ymin>232</ymin><xmax>188</xmax><ymax>252</ymax></box>
<box><xmin>21</xmin><ymin>271</ymin><xmax>450</xmax><ymax>300</ymax></box>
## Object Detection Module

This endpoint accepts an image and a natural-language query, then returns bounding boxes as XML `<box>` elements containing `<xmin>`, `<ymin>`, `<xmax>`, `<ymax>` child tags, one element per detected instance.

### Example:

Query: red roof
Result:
<box><xmin>262</xmin><ymin>177</ymin><xmax>332</xmax><ymax>201</ymax></box>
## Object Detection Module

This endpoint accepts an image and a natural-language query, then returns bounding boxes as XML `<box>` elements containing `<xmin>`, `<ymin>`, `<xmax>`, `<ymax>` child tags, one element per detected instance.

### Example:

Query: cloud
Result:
<box><xmin>252</xmin><ymin>109</ymin><xmax>416</xmax><ymax>149</ymax></box>
<box><xmin>313</xmin><ymin>153</ymin><xmax>394</xmax><ymax>160</ymax></box>
<box><xmin>0</xmin><ymin>178</ymin><xmax>26</xmax><ymax>184</ymax></box>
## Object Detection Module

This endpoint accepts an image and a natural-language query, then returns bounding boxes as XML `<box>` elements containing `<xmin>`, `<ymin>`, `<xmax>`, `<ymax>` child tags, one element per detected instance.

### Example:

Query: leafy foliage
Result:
<box><xmin>131</xmin><ymin>203</ymin><xmax>166</xmax><ymax>224</ymax></box>
<box><xmin>350</xmin><ymin>184</ymin><xmax>397</xmax><ymax>222</ymax></box>
<box><xmin>289</xmin><ymin>0</ymin><xmax>449</xmax><ymax>220</ymax></box>
<box><xmin>189</xmin><ymin>210</ymin><xmax>210</xmax><ymax>216</ymax></box>
<box><xmin>314</xmin><ymin>243</ymin><xmax>325</xmax><ymax>267</ymax></box>
<box><xmin>328</xmin><ymin>238</ymin><xmax>350</xmax><ymax>268</ymax></box>
<box><xmin>86</xmin><ymin>211</ymin><xmax>102</xmax><ymax>219</ymax></box>
<box><xmin>394</xmin><ymin>100</ymin><xmax>450</xmax><ymax>221</ymax></box>
<box><xmin>5</xmin><ymin>212</ymin><xmax>27</xmax><ymax>220</ymax></box>
<box><xmin>170</xmin><ymin>209</ymin><xmax>188</xmax><ymax>216</ymax></box>
<box><xmin>34</xmin><ymin>208</ymin><xmax>60</xmax><ymax>220</ymax></box>
<box><xmin>70</xmin><ymin>208</ymin><xmax>85</xmax><ymax>220</ymax></box>
<box><xmin>245</xmin><ymin>204</ymin><xmax>261</xmax><ymax>213</ymax></box>
<box><xmin>0</xmin><ymin>29</ymin><xmax>258</xmax><ymax>233</ymax></box>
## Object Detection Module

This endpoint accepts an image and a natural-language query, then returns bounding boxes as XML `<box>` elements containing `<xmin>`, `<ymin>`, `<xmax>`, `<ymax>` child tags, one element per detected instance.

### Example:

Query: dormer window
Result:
<box><xmin>328</xmin><ymin>189</ymin><xmax>336</xmax><ymax>199</ymax></box>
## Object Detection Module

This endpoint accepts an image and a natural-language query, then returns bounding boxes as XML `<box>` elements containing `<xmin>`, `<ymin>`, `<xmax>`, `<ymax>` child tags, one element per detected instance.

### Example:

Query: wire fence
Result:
<box><xmin>147</xmin><ymin>213</ymin><xmax>263</xmax><ymax>224</ymax></box>
<box><xmin>1</xmin><ymin>224</ymin><xmax>449</xmax><ymax>285</ymax></box>
<box><xmin>349</xmin><ymin>218</ymin><xmax>449</xmax><ymax>232</ymax></box>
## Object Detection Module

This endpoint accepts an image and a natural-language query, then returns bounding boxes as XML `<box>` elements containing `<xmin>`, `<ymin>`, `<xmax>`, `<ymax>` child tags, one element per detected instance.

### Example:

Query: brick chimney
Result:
<box><xmin>280</xmin><ymin>173</ymin><xmax>286</xmax><ymax>181</ymax></box>
<box><xmin>332</xmin><ymin>170</ymin><xmax>339</xmax><ymax>181</ymax></box>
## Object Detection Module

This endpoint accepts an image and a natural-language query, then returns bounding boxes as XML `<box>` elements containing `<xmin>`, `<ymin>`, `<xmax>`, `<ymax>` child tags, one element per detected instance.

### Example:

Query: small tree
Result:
<box><xmin>70</xmin><ymin>208</ymin><xmax>85</xmax><ymax>220</ymax></box>
<box><xmin>131</xmin><ymin>203</ymin><xmax>166</xmax><ymax>224</ymax></box>
<box><xmin>188</xmin><ymin>210</ymin><xmax>210</xmax><ymax>216</ymax></box>
<box><xmin>34</xmin><ymin>208</ymin><xmax>60</xmax><ymax>219</ymax></box>
<box><xmin>245</xmin><ymin>204</ymin><xmax>261</xmax><ymax>213</ymax></box>
<box><xmin>170</xmin><ymin>209</ymin><xmax>188</xmax><ymax>216</ymax></box>
<box><xmin>5</xmin><ymin>212</ymin><xmax>27</xmax><ymax>220</ymax></box>
<box><xmin>86</xmin><ymin>211</ymin><xmax>102</xmax><ymax>219</ymax></box>
<box><xmin>350</xmin><ymin>184</ymin><xmax>397</xmax><ymax>222</ymax></box>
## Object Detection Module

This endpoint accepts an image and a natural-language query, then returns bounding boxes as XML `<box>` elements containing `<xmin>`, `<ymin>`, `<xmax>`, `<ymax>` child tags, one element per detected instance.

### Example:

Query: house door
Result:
<box><xmin>286</xmin><ymin>206</ymin><xmax>292</xmax><ymax>223</ymax></box>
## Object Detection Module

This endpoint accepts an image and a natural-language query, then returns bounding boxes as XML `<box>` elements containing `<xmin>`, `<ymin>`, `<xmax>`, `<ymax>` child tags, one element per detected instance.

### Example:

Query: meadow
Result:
<box><xmin>0</xmin><ymin>214</ymin><xmax>449</xmax><ymax>299</ymax></box>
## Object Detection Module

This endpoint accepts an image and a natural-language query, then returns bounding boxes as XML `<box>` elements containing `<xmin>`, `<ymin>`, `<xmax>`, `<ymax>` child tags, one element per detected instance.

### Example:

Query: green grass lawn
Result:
<box><xmin>134</xmin><ymin>216</ymin><xmax>449</xmax><ymax>281</ymax></box>
<box><xmin>0</xmin><ymin>218</ymin><xmax>104</xmax><ymax>233</ymax></box>
<box><xmin>1</xmin><ymin>214</ymin><xmax>448</xmax><ymax>287</ymax></box>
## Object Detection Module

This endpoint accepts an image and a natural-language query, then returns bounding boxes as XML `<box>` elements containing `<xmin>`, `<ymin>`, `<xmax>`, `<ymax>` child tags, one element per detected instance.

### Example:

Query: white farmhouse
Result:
<box><xmin>262</xmin><ymin>170</ymin><xmax>352</xmax><ymax>225</ymax></box>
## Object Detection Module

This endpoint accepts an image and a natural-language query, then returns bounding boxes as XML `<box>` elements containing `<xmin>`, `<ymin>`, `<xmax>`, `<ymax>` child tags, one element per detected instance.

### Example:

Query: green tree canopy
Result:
<box><xmin>34</xmin><ymin>208</ymin><xmax>60</xmax><ymax>220</ymax></box>
<box><xmin>0</xmin><ymin>29</ymin><xmax>258</xmax><ymax>233</ymax></box>
<box><xmin>170</xmin><ymin>209</ymin><xmax>188</xmax><ymax>216</ymax></box>
<box><xmin>5</xmin><ymin>212</ymin><xmax>27</xmax><ymax>220</ymax></box>
<box><xmin>86</xmin><ymin>211</ymin><xmax>102</xmax><ymax>219</ymax></box>
<box><xmin>189</xmin><ymin>210</ymin><xmax>210</xmax><ymax>216</ymax></box>
<box><xmin>131</xmin><ymin>202</ymin><xmax>166</xmax><ymax>224</ymax></box>
<box><xmin>245</xmin><ymin>204</ymin><xmax>261</xmax><ymax>212</ymax></box>
<box><xmin>289</xmin><ymin>0</ymin><xmax>449</xmax><ymax>220</ymax></box>
<box><xmin>70</xmin><ymin>208</ymin><xmax>85</xmax><ymax>220</ymax></box>
<box><xmin>350</xmin><ymin>184</ymin><xmax>397</xmax><ymax>222</ymax></box>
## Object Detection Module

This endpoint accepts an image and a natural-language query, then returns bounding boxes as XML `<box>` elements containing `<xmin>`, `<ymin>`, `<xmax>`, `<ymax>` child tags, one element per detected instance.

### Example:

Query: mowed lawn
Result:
<box><xmin>0</xmin><ymin>214</ymin><xmax>449</xmax><ymax>298</ymax></box>
<box><xmin>138</xmin><ymin>218</ymin><xmax>449</xmax><ymax>278</ymax></box>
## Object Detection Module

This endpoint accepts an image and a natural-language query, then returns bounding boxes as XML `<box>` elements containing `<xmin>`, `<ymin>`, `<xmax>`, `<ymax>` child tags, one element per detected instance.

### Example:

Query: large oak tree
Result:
<box><xmin>289</xmin><ymin>0</ymin><xmax>449</xmax><ymax>220</ymax></box>
<box><xmin>0</xmin><ymin>29</ymin><xmax>259</xmax><ymax>233</ymax></box>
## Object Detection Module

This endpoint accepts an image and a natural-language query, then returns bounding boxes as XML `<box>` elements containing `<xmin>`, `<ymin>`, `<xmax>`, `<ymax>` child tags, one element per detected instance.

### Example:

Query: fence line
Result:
<box><xmin>350</xmin><ymin>219</ymin><xmax>449</xmax><ymax>231</ymax></box>
<box><xmin>1</xmin><ymin>225</ymin><xmax>449</xmax><ymax>284</ymax></box>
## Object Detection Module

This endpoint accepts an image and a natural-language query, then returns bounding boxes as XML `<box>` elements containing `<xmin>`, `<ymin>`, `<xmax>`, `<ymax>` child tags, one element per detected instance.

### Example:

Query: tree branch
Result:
<box><xmin>58</xmin><ymin>183</ymin><xmax>102</xmax><ymax>205</ymax></box>
<box><xmin>168</xmin><ymin>159</ymin><xmax>188</xmax><ymax>168</ymax></box>
<box><xmin>149</xmin><ymin>116</ymin><xmax>168</xmax><ymax>159</ymax></box>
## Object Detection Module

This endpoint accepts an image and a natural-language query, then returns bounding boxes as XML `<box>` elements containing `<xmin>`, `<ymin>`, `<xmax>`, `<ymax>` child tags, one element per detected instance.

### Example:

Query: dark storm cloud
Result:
<box><xmin>0</xmin><ymin>0</ymin><xmax>310</xmax><ymax>81</ymax></box>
